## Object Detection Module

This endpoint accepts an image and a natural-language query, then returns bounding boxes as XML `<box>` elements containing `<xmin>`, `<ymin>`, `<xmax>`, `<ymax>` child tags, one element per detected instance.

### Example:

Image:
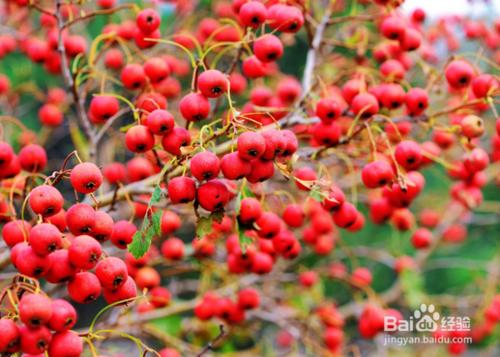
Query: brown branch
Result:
<box><xmin>196</xmin><ymin>324</ymin><xmax>226</xmax><ymax>357</ymax></box>
<box><xmin>61</xmin><ymin>4</ymin><xmax>135</xmax><ymax>30</ymax></box>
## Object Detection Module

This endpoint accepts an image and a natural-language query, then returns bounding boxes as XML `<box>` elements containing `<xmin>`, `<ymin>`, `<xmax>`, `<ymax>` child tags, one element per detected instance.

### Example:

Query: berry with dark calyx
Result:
<box><xmin>380</xmin><ymin>83</ymin><xmax>405</xmax><ymax>109</ymax></box>
<box><xmin>333</xmin><ymin>202</ymin><xmax>358</xmax><ymax>228</ymax></box>
<box><xmin>239</xmin><ymin>197</ymin><xmax>262</xmax><ymax>224</ymax></box>
<box><xmin>445</xmin><ymin>59</ymin><xmax>475</xmax><ymax>89</ymax></box>
<box><xmin>268</xmin><ymin>4</ymin><xmax>304</xmax><ymax>33</ymax></box>
<box><xmin>66</xmin><ymin>203</ymin><xmax>96</xmax><ymax>235</ymax></box>
<box><xmin>146</xmin><ymin>109</ymin><xmax>175</xmax><ymax>135</ymax></box>
<box><xmin>322</xmin><ymin>186</ymin><xmax>346</xmax><ymax>211</ymax></box>
<box><xmin>103</xmin><ymin>276</ymin><xmax>137</xmax><ymax>304</ymax></box>
<box><xmin>89</xmin><ymin>95</ymin><xmax>119</xmax><ymax>123</ymax></box>
<box><xmin>381</xmin><ymin>16</ymin><xmax>405</xmax><ymax>40</ymax></box>
<box><xmin>405</xmin><ymin>87</ymin><xmax>429</xmax><ymax>116</ymax></box>
<box><xmin>168</xmin><ymin>176</ymin><xmax>196</xmax><ymax>204</ymax></box>
<box><xmin>110</xmin><ymin>220</ymin><xmax>137</xmax><ymax>249</ymax></box>
<box><xmin>125</xmin><ymin>125</ymin><xmax>155</xmax><ymax>153</ymax></box>
<box><xmin>46</xmin><ymin>249</ymin><xmax>76</xmax><ymax>283</ymax></box>
<box><xmin>29</xmin><ymin>185</ymin><xmax>64</xmax><ymax>217</ymax></box>
<box><xmin>136</xmin><ymin>8</ymin><xmax>160</xmax><ymax>34</ymax></box>
<box><xmin>221</xmin><ymin>152</ymin><xmax>252</xmax><ymax>180</ymax></box>
<box><xmin>19</xmin><ymin>293</ymin><xmax>53</xmax><ymax>328</ymax></box>
<box><xmin>312</xmin><ymin>122</ymin><xmax>341</xmax><ymax>147</ymax></box>
<box><xmin>70</xmin><ymin>162</ymin><xmax>103</xmax><ymax>194</ymax></box>
<box><xmin>294</xmin><ymin>167</ymin><xmax>317</xmax><ymax>191</ymax></box>
<box><xmin>198</xmin><ymin>69</ymin><xmax>228</xmax><ymax>98</ymax></box>
<box><xmin>237</xmin><ymin>288</ymin><xmax>260</xmax><ymax>310</ymax></box>
<box><xmin>18</xmin><ymin>144</ymin><xmax>47</xmax><ymax>172</ymax></box>
<box><xmin>15</xmin><ymin>244</ymin><xmax>51</xmax><ymax>278</ymax></box>
<box><xmin>237</xmin><ymin>132</ymin><xmax>266</xmax><ymax>161</ymax></box>
<box><xmin>253</xmin><ymin>34</ymin><xmax>283</xmax><ymax>63</ymax></box>
<box><xmin>29</xmin><ymin>223</ymin><xmax>62</xmax><ymax>256</ymax></box>
<box><xmin>460</xmin><ymin>114</ymin><xmax>484</xmax><ymax>138</ymax></box>
<box><xmin>239</xmin><ymin>1</ymin><xmax>267</xmax><ymax>28</ymax></box>
<box><xmin>246</xmin><ymin>158</ymin><xmax>275</xmax><ymax>183</ymax></box>
<box><xmin>316</xmin><ymin>98</ymin><xmax>342</xmax><ymax>124</ymax></box>
<box><xmin>68</xmin><ymin>235</ymin><xmax>102</xmax><ymax>270</ymax></box>
<box><xmin>19</xmin><ymin>325</ymin><xmax>52</xmax><ymax>355</ymax></box>
<box><xmin>67</xmin><ymin>271</ymin><xmax>102</xmax><ymax>304</ymax></box>
<box><xmin>48</xmin><ymin>299</ymin><xmax>77</xmax><ymax>331</ymax></box>
<box><xmin>256</xmin><ymin>212</ymin><xmax>281</xmax><ymax>239</ymax></box>
<box><xmin>179</xmin><ymin>93</ymin><xmax>210</xmax><ymax>121</ymax></box>
<box><xmin>121</xmin><ymin>63</ymin><xmax>146</xmax><ymax>90</ymax></box>
<box><xmin>190</xmin><ymin>151</ymin><xmax>220</xmax><ymax>181</ymax></box>
<box><xmin>394</xmin><ymin>140</ymin><xmax>422</xmax><ymax>171</ymax></box>
<box><xmin>400</xmin><ymin>28</ymin><xmax>422</xmax><ymax>51</ymax></box>
<box><xmin>361</xmin><ymin>160</ymin><xmax>395</xmax><ymax>188</ymax></box>
<box><xmin>0</xmin><ymin>318</ymin><xmax>19</xmax><ymax>353</ymax></box>
<box><xmin>197</xmin><ymin>180</ymin><xmax>230</xmax><ymax>212</ymax></box>
<box><xmin>48</xmin><ymin>330</ymin><xmax>83</xmax><ymax>357</ymax></box>
<box><xmin>96</xmin><ymin>256</ymin><xmax>128</xmax><ymax>289</ymax></box>
<box><xmin>162</xmin><ymin>127</ymin><xmax>192</xmax><ymax>155</ymax></box>
<box><xmin>351</xmin><ymin>93</ymin><xmax>379</xmax><ymax>118</ymax></box>
<box><xmin>92</xmin><ymin>210</ymin><xmax>114</xmax><ymax>242</ymax></box>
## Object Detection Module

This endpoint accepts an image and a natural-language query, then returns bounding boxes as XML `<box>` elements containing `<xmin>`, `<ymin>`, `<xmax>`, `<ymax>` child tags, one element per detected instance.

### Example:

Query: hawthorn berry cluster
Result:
<box><xmin>0</xmin><ymin>0</ymin><xmax>499</xmax><ymax>356</ymax></box>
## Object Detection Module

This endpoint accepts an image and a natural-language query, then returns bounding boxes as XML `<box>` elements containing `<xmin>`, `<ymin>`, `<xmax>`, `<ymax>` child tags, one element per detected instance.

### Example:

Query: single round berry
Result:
<box><xmin>70</xmin><ymin>162</ymin><xmax>103</xmax><ymax>194</ymax></box>
<box><xmin>198</xmin><ymin>69</ymin><xmax>228</xmax><ymax>98</ymax></box>
<box><xmin>48</xmin><ymin>299</ymin><xmax>77</xmax><ymax>332</ymax></box>
<box><xmin>68</xmin><ymin>235</ymin><xmax>102</xmax><ymax>270</ymax></box>
<box><xmin>29</xmin><ymin>223</ymin><xmax>62</xmax><ymax>256</ymax></box>
<box><xmin>67</xmin><ymin>272</ymin><xmax>102</xmax><ymax>304</ymax></box>
<box><xmin>95</xmin><ymin>256</ymin><xmax>128</xmax><ymax>289</ymax></box>
<box><xmin>19</xmin><ymin>293</ymin><xmax>53</xmax><ymax>328</ymax></box>
<box><xmin>190</xmin><ymin>151</ymin><xmax>220</xmax><ymax>181</ymax></box>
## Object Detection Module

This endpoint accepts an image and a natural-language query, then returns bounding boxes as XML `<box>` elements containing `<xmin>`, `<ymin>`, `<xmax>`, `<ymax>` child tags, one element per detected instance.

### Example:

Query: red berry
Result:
<box><xmin>161</xmin><ymin>237</ymin><xmax>185</xmax><ymax>260</ymax></box>
<box><xmin>18</xmin><ymin>144</ymin><xmax>47</xmax><ymax>172</ymax></box>
<box><xmin>316</xmin><ymin>98</ymin><xmax>342</xmax><ymax>124</ymax></box>
<box><xmin>150</xmin><ymin>286</ymin><xmax>171</xmax><ymax>307</ymax></box>
<box><xmin>68</xmin><ymin>234</ymin><xmax>102</xmax><ymax>270</ymax></box>
<box><xmin>96</xmin><ymin>256</ymin><xmax>128</xmax><ymax>289</ymax></box>
<box><xmin>29</xmin><ymin>223</ymin><xmax>62</xmax><ymax>256</ymax></box>
<box><xmin>162</xmin><ymin>127</ymin><xmax>191</xmax><ymax>155</ymax></box>
<box><xmin>237</xmin><ymin>288</ymin><xmax>260</xmax><ymax>310</ymax></box>
<box><xmin>146</xmin><ymin>109</ymin><xmax>175</xmax><ymax>135</ymax></box>
<box><xmin>66</xmin><ymin>203</ymin><xmax>96</xmax><ymax>235</ymax></box>
<box><xmin>89</xmin><ymin>95</ymin><xmax>119</xmax><ymax>123</ymax></box>
<box><xmin>19</xmin><ymin>293</ymin><xmax>53</xmax><ymax>328</ymax></box>
<box><xmin>67</xmin><ymin>272</ymin><xmax>102</xmax><ymax>303</ymax></box>
<box><xmin>125</xmin><ymin>125</ymin><xmax>155</xmax><ymax>153</ymax></box>
<box><xmin>198</xmin><ymin>70</ymin><xmax>228</xmax><ymax>98</ymax></box>
<box><xmin>351</xmin><ymin>93</ymin><xmax>379</xmax><ymax>118</ymax></box>
<box><xmin>19</xmin><ymin>325</ymin><xmax>52</xmax><ymax>355</ymax></box>
<box><xmin>121</xmin><ymin>63</ymin><xmax>146</xmax><ymax>90</ymax></box>
<box><xmin>0</xmin><ymin>141</ymin><xmax>14</xmax><ymax>168</ymax></box>
<box><xmin>48</xmin><ymin>299</ymin><xmax>77</xmax><ymax>331</ymax></box>
<box><xmin>197</xmin><ymin>180</ymin><xmax>230</xmax><ymax>212</ymax></box>
<box><xmin>48</xmin><ymin>330</ymin><xmax>83</xmax><ymax>357</ymax></box>
<box><xmin>282</xmin><ymin>204</ymin><xmax>304</xmax><ymax>228</ymax></box>
<box><xmin>268</xmin><ymin>4</ymin><xmax>304</xmax><ymax>33</ymax></box>
<box><xmin>136</xmin><ymin>8</ymin><xmax>160</xmax><ymax>34</ymax></box>
<box><xmin>103</xmin><ymin>276</ymin><xmax>137</xmax><ymax>304</ymax></box>
<box><xmin>239</xmin><ymin>1</ymin><xmax>267</xmax><ymax>28</ymax></box>
<box><xmin>144</xmin><ymin>57</ymin><xmax>170</xmax><ymax>84</ymax></box>
<box><xmin>395</xmin><ymin>140</ymin><xmax>422</xmax><ymax>171</ymax></box>
<box><xmin>445</xmin><ymin>60</ymin><xmax>475</xmax><ymax>89</ymax></box>
<box><xmin>70</xmin><ymin>162</ymin><xmax>103</xmax><ymax>194</ymax></box>
<box><xmin>381</xmin><ymin>16</ymin><xmax>405</xmax><ymax>40</ymax></box>
<box><xmin>160</xmin><ymin>210</ymin><xmax>181</xmax><ymax>234</ymax></box>
<box><xmin>15</xmin><ymin>244</ymin><xmax>52</xmax><ymax>277</ymax></box>
<box><xmin>312</xmin><ymin>122</ymin><xmax>341</xmax><ymax>146</ymax></box>
<box><xmin>2</xmin><ymin>220</ymin><xmax>31</xmax><ymax>247</ymax></box>
<box><xmin>38</xmin><ymin>103</ymin><xmax>63</xmax><ymax>126</ymax></box>
<box><xmin>411</xmin><ymin>227</ymin><xmax>432</xmax><ymax>249</ymax></box>
<box><xmin>361</xmin><ymin>160</ymin><xmax>395</xmax><ymax>188</ymax></box>
<box><xmin>168</xmin><ymin>176</ymin><xmax>196</xmax><ymax>204</ymax></box>
<box><xmin>110</xmin><ymin>220</ymin><xmax>137</xmax><ymax>249</ymax></box>
<box><xmin>471</xmin><ymin>74</ymin><xmax>498</xmax><ymax>98</ymax></box>
<box><xmin>220</xmin><ymin>152</ymin><xmax>252</xmax><ymax>180</ymax></box>
<box><xmin>190</xmin><ymin>151</ymin><xmax>220</xmax><ymax>181</ymax></box>
<box><xmin>253</xmin><ymin>34</ymin><xmax>283</xmax><ymax>63</ymax></box>
<box><xmin>405</xmin><ymin>87</ymin><xmax>429</xmax><ymax>116</ymax></box>
<box><xmin>29</xmin><ymin>185</ymin><xmax>64</xmax><ymax>217</ymax></box>
<box><xmin>0</xmin><ymin>318</ymin><xmax>20</xmax><ymax>353</ymax></box>
<box><xmin>179</xmin><ymin>93</ymin><xmax>210</xmax><ymax>121</ymax></box>
<box><xmin>103</xmin><ymin>162</ymin><xmax>127</xmax><ymax>184</ymax></box>
<box><xmin>256</xmin><ymin>212</ymin><xmax>281</xmax><ymax>239</ymax></box>
<box><xmin>333</xmin><ymin>202</ymin><xmax>358</xmax><ymax>228</ymax></box>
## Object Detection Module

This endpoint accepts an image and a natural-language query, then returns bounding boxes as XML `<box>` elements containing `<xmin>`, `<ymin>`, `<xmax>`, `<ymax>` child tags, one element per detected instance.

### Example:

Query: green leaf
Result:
<box><xmin>150</xmin><ymin>185</ymin><xmax>163</xmax><ymax>204</ymax></box>
<box><xmin>128</xmin><ymin>228</ymin><xmax>155</xmax><ymax>259</ymax></box>
<box><xmin>196</xmin><ymin>216</ymin><xmax>213</xmax><ymax>238</ymax></box>
<box><xmin>152</xmin><ymin>210</ymin><xmax>162</xmax><ymax>236</ymax></box>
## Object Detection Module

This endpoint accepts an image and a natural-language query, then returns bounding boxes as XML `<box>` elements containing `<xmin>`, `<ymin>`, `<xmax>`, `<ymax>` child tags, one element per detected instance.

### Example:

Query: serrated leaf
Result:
<box><xmin>150</xmin><ymin>185</ymin><xmax>163</xmax><ymax>204</ymax></box>
<box><xmin>152</xmin><ymin>210</ymin><xmax>162</xmax><ymax>235</ymax></box>
<box><xmin>196</xmin><ymin>216</ymin><xmax>213</xmax><ymax>238</ymax></box>
<box><xmin>128</xmin><ymin>228</ymin><xmax>154</xmax><ymax>259</ymax></box>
